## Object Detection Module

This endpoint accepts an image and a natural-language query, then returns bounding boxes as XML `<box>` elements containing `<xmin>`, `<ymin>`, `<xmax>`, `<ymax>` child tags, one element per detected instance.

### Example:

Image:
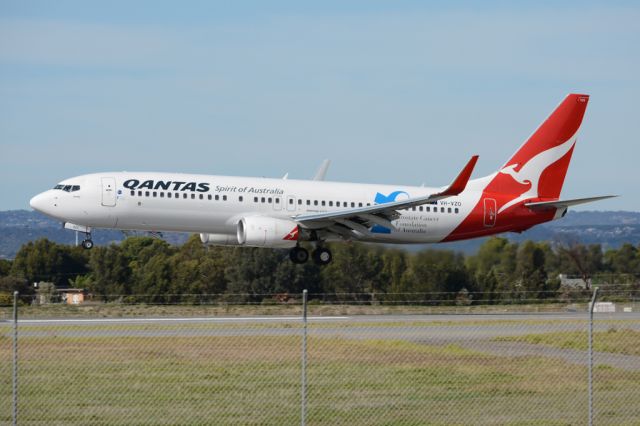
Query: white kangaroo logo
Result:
<box><xmin>497</xmin><ymin>133</ymin><xmax>577</xmax><ymax>214</ymax></box>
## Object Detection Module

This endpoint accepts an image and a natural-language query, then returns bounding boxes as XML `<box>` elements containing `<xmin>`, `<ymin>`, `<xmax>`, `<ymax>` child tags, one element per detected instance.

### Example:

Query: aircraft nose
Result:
<box><xmin>30</xmin><ymin>192</ymin><xmax>51</xmax><ymax>213</ymax></box>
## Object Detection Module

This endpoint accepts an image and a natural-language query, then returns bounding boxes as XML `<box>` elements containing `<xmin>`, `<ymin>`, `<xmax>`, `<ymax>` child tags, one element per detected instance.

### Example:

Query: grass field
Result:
<box><xmin>2</xmin><ymin>317</ymin><xmax>640</xmax><ymax>425</ymax></box>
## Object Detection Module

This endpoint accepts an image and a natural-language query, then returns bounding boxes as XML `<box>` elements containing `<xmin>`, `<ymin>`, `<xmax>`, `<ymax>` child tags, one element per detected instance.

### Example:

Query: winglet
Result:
<box><xmin>437</xmin><ymin>155</ymin><xmax>479</xmax><ymax>196</ymax></box>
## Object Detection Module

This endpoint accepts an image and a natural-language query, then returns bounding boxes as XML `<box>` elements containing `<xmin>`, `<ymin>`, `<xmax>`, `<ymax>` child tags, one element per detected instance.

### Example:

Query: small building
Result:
<box><xmin>59</xmin><ymin>288</ymin><xmax>88</xmax><ymax>305</ymax></box>
<box><xmin>558</xmin><ymin>274</ymin><xmax>591</xmax><ymax>289</ymax></box>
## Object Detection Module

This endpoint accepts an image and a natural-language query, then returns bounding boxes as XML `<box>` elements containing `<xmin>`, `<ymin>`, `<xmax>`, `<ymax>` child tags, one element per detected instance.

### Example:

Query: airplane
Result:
<box><xmin>30</xmin><ymin>94</ymin><xmax>615</xmax><ymax>265</ymax></box>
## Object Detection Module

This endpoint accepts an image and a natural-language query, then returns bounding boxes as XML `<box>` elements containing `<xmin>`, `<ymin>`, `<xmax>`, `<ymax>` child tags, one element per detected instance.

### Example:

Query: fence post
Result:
<box><xmin>12</xmin><ymin>291</ymin><xmax>18</xmax><ymax>426</ymax></box>
<box><xmin>301</xmin><ymin>289</ymin><xmax>308</xmax><ymax>426</ymax></box>
<box><xmin>588</xmin><ymin>286</ymin><xmax>599</xmax><ymax>426</ymax></box>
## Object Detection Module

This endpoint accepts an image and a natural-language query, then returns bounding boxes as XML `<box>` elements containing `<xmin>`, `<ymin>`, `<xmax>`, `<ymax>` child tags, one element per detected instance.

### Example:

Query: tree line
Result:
<box><xmin>1</xmin><ymin>236</ymin><xmax>639</xmax><ymax>305</ymax></box>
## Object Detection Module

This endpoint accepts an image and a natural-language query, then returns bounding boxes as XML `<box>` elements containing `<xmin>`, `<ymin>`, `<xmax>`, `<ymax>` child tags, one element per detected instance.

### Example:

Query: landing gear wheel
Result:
<box><xmin>81</xmin><ymin>239</ymin><xmax>94</xmax><ymax>250</ymax></box>
<box><xmin>312</xmin><ymin>247</ymin><xmax>332</xmax><ymax>265</ymax></box>
<box><xmin>289</xmin><ymin>246</ymin><xmax>309</xmax><ymax>264</ymax></box>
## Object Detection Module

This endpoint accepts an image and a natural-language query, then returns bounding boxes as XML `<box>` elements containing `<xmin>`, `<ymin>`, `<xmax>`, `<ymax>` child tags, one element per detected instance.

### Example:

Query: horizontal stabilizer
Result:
<box><xmin>525</xmin><ymin>195</ymin><xmax>617</xmax><ymax>210</ymax></box>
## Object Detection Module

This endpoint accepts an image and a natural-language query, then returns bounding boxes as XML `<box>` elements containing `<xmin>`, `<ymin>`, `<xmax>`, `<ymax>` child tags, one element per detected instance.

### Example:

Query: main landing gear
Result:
<box><xmin>81</xmin><ymin>231</ymin><xmax>94</xmax><ymax>250</ymax></box>
<box><xmin>289</xmin><ymin>245</ymin><xmax>332</xmax><ymax>265</ymax></box>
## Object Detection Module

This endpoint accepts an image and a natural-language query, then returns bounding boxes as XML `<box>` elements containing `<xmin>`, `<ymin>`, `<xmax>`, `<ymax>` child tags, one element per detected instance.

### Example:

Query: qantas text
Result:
<box><xmin>123</xmin><ymin>179</ymin><xmax>210</xmax><ymax>192</ymax></box>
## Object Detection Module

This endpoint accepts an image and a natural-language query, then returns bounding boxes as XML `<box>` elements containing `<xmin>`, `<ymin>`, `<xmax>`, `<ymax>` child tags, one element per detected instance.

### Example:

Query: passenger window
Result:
<box><xmin>419</xmin><ymin>206</ymin><xmax>423</xmax><ymax>211</ymax></box>
<box><xmin>191</xmin><ymin>194</ymin><xmax>195</xmax><ymax>199</ymax></box>
<box><xmin>454</xmin><ymin>208</ymin><xmax>459</xmax><ymax>214</ymax></box>
<box><xmin>208</xmin><ymin>194</ymin><xmax>212</xmax><ymax>200</ymax></box>
<box><xmin>153</xmin><ymin>192</ymin><xmax>157</xmax><ymax>197</ymax></box>
<box><xmin>298</xmin><ymin>199</ymin><xmax>302</xmax><ymax>205</ymax></box>
<box><xmin>254</xmin><ymin>197</ymin><xmax>259</xmax><ymax>202</ymax></box>
<box><xmin>351</xmin><ymin>202</ymin><xmax>355</xmax><ymax>207</ymax></box>
<box><xmin>448</xmin><ymin>207</ymin><xmax>452</xmax><ymax>213</ymax></box>
<box><xmin>168</xmin><ymin>193</ymin><xmax>172</xmax><ymax>198</ymax></box>
<box><xmin>215</xmin><ymin>195</ymin><xmax>220</xmax><ymax>201</ymax></box>
<box><xmin>261</xmin><ymin>197</ymin><xmax>265</xmax><ymax>203</ymax></box>
<box><xmin>367</xmin><ymin>203</ymin><xmax>371</xmax><ymax>206</ymax></box>
<box><xmin>183</xmin><ymin>193</ymin><xmax>187</xmax><ymax>199</ymax></box>
<box><xmin>336</xmin><ymin>201</ymin><xmax>340</xmax><ymax>207</ymax></box>
<box><xmin>329</xmin><ymin>201</ymin><xmax>333</xmax><ymax>207</ymax></box>
<box><xmin>138</xmin><ymin>191</ymin><xmax>142</xmax><ymax>197</ymax></box>
<box><xmin>289</xmin><ymin>198</ymin><xmax>293</xmax><ymax>204</ymax></box>
<box><xmin>321</xmin><ymin>201</ymin><xmax>326</xmax><ymax>206</ymax></box>
<box><xmin>358</xmin><ymin>202</ymin><xmax>363</xmax><ymax>207</ymax></box>
<box><xmin>306</xmin><ymin>200</ymin><xmax>310</xmax><ymax>206</ymax></box>
<box><xmin>130</xmin><ymin>190</ymin><xmax>135</xmax><ymax>196</ymax></box>
<box><xmin>412</xmin><ymin>207</ymin><xmax>416</xmax><ymax>211</ymax></box>
<box><xmin>145</xmin><ymin>191</ymin><xmax>150</xmax><ymax>197</ymax></box>
<box><xmin>268</xmin><ymin>197</ymin><xmax>272</xmax><ymax>203</ymax></box>
<box><xmin>441</xmin><ymin>207</ymin><xmax>445</xmax><ymax>213</ymax></box>
<box><xmin>223</xmin><ymin>195</ymin><xmax>227</xmax><ymax>201</ymax></box>
<box><xmin>314</xmin><ymin>200</ymin><xmax>318</xmax><ymax>206</ymax></box>
<box><xmin>160</xmin><ymin>192</ymin><xmax>164</xmax><ymax>198</ymax></box>
<box><xmin>199</xmin><ymin>194</ymin><xmax>203</xmax><ymax>200</ymax></box>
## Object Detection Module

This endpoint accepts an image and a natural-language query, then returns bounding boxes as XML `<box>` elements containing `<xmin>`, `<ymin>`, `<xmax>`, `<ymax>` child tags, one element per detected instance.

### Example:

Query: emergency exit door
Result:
<box><xmin>483</xmin><ymin>198</ymin><xmax>496</xmax><ymax>227</ymax></box>
<box><xmin>101</xmin><ymin>177</ymin><xmax>117</xmax><ymax>207</ymax></box>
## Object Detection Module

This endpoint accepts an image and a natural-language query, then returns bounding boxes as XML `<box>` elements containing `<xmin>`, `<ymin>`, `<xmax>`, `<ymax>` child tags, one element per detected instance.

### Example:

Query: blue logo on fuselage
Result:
<box><xmin>371</xmin><ymin>190</ymin><xmax>409</xmax><ymax>234</ymax></box>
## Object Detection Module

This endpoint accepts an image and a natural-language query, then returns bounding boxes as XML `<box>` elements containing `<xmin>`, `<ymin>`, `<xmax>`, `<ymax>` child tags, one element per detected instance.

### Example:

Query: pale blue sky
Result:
<box><xmin>1</xmin><ymin>1</ymin><xmax>638</xmax><ymax>210</ymax></box>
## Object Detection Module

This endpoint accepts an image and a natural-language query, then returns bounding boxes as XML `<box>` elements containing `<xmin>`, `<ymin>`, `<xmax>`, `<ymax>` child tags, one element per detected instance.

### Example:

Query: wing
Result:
<box><xmin>293</xmin><ymin>155</ymin><xmax>479</xmax><ymax>238</ymax></box>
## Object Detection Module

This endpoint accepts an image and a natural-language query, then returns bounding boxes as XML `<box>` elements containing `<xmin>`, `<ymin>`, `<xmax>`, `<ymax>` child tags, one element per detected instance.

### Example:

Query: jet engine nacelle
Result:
<box><xmin>237</xmin><ymin>216</ymin><xmax>299</xmax><ymax>248</ymax></box>
<box><xmin>199</xmin><ymin>233</ymin><xmax>242</xmax><ymax>246</ymax></box>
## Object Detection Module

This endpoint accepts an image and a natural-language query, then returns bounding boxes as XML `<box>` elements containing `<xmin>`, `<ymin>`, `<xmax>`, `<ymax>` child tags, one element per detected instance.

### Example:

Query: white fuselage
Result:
<box><xmin>30</xmin><ymin>172</ymin><xmax>485</xmax><ymax>244</ymax></box>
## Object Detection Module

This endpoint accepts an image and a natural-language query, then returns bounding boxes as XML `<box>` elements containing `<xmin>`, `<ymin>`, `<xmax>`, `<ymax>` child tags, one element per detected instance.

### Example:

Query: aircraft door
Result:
<box><xmin>286</xmin><ymin>196</ymin><xmax>296</xmax><ymax>212</ymax></box>
<box><xmin>483</xmin><ymin>198</ymin><xmax>496</xmax><ymax>227</ymax></box>
<box><xmin>101</xmin><ymin>177</ymin><xmax>117</xmax><ymax>207</ymax></box>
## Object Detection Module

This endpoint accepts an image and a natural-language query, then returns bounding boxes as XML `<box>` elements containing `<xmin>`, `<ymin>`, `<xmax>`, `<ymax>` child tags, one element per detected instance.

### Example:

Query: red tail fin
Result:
<box><xmin>500</xmin><ymin>94</ymin><xmax>589</xmax><ymax>200</ymax></box>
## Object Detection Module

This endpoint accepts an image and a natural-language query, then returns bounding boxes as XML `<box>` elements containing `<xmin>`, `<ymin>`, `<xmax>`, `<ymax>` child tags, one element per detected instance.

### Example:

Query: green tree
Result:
<box><xmin>0</xmin><ymin>259</ymin><xmax>12</xmax><ymax>277</ymax></box>
<box><xmin>11</xmin><ymin>239</ymin><xmax>88</xmax><ymax>287</ymax></box>
<box><xmin>88</xmin><ymin>244</ymin><xmax>131</xmax><ymax>299</ymax></box>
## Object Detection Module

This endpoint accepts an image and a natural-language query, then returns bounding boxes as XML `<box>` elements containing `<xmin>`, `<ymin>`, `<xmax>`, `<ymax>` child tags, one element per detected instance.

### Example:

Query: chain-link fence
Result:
<box><xmin>1</xmin><ymin>290</ymin><xmax>639</xmax><ymax>425</ymax></box>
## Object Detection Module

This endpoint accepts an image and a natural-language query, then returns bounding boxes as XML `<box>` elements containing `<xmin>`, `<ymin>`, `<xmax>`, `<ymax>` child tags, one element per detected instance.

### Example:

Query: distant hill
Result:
<box><xmin>1</xmin><ymin>209</ymin><xmax>639</xmax><ymax>259</ymax></box>
<box><xmin>0</xmin><ymin>210</ymin><xmax>189</xmax><ymax>259</ymax></box>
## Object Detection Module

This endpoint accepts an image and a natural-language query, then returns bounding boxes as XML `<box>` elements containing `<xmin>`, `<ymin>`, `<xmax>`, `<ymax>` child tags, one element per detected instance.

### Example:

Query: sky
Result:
<box><xmin>1</xmin><ymin>1</ymin><xmax>639</xmax><ymax>211</ymax></box>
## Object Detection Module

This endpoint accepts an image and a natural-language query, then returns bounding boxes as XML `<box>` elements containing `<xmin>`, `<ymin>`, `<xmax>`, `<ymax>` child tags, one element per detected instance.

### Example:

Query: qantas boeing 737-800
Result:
<box><xmin>30</xmin><ymin>94</ymin><xmax>614</xmax><ymax>265</ymax></box>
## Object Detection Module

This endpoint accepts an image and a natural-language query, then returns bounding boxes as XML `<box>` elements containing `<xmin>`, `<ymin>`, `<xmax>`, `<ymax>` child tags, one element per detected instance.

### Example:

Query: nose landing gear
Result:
<box><xmin>81</xmin><ymin>232</ymin><xmax>94</xmax><ymax>250</ymax></box>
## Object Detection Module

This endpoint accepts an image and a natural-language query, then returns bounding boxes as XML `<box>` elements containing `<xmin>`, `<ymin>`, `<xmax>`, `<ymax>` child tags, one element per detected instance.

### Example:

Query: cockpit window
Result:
<box><xmin>53</xmin><ymin>184</ymin><xmax>81</xmax><ymax>192</ymax></box>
